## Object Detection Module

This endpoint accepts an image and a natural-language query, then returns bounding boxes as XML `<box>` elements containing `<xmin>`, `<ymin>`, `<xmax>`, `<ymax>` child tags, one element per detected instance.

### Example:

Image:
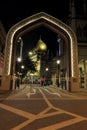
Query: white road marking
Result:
<box><xmin>44</xmin><ymin>88</ymin><xmax>61</xmax><ymax>97</ymax></box>
<box><xmin>26</xmin><ymin>88</ymin><xmax>36</xmax><ymax>98</ymax></box>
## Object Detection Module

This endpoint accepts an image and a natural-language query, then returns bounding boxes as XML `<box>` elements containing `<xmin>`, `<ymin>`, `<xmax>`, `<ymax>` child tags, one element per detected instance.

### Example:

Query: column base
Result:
<box><xmin>0</xmin><ymin>75</ymin><xmax>13</xmax><ymax>91</ymax></box>
<box><xmin>70</xmin><ymin>77</ymin><xmax>79</xmax><ymax>92</ymax></box>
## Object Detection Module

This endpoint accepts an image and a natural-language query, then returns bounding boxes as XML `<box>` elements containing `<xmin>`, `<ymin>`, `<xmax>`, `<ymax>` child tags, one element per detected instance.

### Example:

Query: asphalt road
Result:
<box><xmin>0</xmin><ymin>84</ymin><xmax>87</xmax><ymax>130</ymax></box>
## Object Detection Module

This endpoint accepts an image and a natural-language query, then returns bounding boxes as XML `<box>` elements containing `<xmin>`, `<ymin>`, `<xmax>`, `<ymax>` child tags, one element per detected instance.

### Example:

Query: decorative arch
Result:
<box><xmin>2</xmin><ymin>12</ymin><xmax>79</xmax><ymax>91</ymax></box>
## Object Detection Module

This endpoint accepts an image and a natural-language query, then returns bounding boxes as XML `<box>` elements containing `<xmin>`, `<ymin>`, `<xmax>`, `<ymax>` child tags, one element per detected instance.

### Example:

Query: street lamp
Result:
<box><xmin>21</xmin><ymin>65</ymin><xmax>25</xmax><ymax>69</ymax></box>
<box><xmin>16</xmin><ymin>37</ymin><xmax>24</xmax><ymax>79</ymax></box>
<box><xmin>17</xmin><ymin>57</ymin><xmax>21</xmax><ymax>62</ymax></box>
<box><xmin>46</xmin><ymin>67</ymin><xmax>49</xmax><ymax>71</ymax></box>
<box><xmin>57</xmin><ymin>60</ymin><xmax>60</xmax><ymax>65</ymax></box>
<box><xmin>56</xmin><ymin>60</ymin><xmax>60</xmax><ymax>87</ymax></box>
<box><xmin>45</xmin><ymin>67</ymin><xmax>49</xmax><ymax>81</ymax></box>
<box><xmin>17</xmin><ymin>37</ymin><xmax>23</xmax><ymax>62</ymax></box>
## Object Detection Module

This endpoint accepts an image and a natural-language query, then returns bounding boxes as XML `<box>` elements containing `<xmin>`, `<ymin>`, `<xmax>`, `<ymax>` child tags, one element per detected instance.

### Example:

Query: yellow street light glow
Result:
<box><xmin>57</xmin><ymin>60</ymin><xmax>60</xmax><ymax>64</ymax></box>
<box><xmin>46</xmin><ymin>68</ymin><xmax>49</xmax><ymax>71</ymax></box>
<box><xmin>29</xmin><ymin>51</ymin><xmax>33</xmax><ymax>56</ymax></box>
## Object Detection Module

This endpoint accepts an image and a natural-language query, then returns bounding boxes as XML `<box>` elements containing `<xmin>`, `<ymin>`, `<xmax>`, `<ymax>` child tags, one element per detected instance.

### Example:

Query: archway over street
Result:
<box><xmin>1</xmin><ymin>12</ymin><xmax>79</xmax><ymax>92</ymax></box>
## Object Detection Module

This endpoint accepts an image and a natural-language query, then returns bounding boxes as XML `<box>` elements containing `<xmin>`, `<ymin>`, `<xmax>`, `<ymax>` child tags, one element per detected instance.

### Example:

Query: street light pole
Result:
<box><xmin>57</xmin><ymin>60</ymin><xmax>60</xmax><ymax>87</ymax></box>
<box><xmin>17</xmin><ymin>37</ymin><xmax>23</xmax><ymax>62</ymax></box>
<box><xmin>45</xmin><ymin>67</ymin><xmax>49</xmax><ymax>79</ymax></box>
<box><xmin>20</xmin><ymin>38</ymin><xmax>23</xmax><ymax>60</ymax></box>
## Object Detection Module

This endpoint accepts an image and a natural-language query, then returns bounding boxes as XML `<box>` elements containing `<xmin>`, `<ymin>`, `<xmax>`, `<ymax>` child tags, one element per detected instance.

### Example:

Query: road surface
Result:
<box><xmin>0</xmin><ymin>84</ymin><xmax>87</xmax><ymax>130</ymax></box>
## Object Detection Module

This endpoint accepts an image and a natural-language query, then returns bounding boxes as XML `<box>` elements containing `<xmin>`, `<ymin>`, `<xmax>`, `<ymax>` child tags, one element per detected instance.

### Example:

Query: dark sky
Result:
<box><xmin>0</xmin><ymin>0</ymin><xmax>69</xmax><ymax>57</ymax></box>
<box><xmin>0</xmin><ymin>0</ymin><xmax>69</xmax><ymax>32</ymax></box>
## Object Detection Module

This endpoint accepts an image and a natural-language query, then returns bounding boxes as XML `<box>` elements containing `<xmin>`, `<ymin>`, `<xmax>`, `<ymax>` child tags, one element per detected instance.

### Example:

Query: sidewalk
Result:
<box><xmin>77</xmin><ymin>88</ymin><xmax>87</xmax><ymax>96</ymax></box>
<box><xmin>0</xmin><ymin>84</ymin><xmax>87</xmax><ymax>99</ymax></box>
<box><xmin>50</xmin><ymin>84</ymin><xmax>87</xmax><ymax>97</ymax></box>
<box><xmin>61</xmin><ymin>87</ymin><xmax>87</xmax><ymax>97</ymax></box>
<box><xmin>0</xmin><ymin>84</ymin><xmax>26</xmax><ymax>99</ymax></box>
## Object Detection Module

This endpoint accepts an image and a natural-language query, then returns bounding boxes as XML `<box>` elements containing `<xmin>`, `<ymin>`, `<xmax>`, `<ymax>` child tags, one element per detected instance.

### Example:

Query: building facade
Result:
<box><xmin>0</xmin><ymin>22</ymin><xmax>6</xmax><ymax>76</ymax></box>
<box><xmin>0</xmin><ymin>22</ymin><xmax>6</xmax><ymax>86</ymax></box>
<box><xmin>41</xmin><ymin>0</ymin><xmax>87</xmax><ymax>90</ymax></box>
<box><xmin>67</xmin><ymin>0</ymin><xmax>87</xmax><ymax>88</ymax></box>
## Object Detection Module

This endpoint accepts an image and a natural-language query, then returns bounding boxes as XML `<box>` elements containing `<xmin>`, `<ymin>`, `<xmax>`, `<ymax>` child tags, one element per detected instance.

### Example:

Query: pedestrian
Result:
<box><xmin>41</xmin><ymin>75</ymin><xmax>45</xmax><ymax>86</ymax></box>
<box><xmin>16</xmin><ymin>77</ymin><xmax>20</xmax><ymax>89</ymax></box>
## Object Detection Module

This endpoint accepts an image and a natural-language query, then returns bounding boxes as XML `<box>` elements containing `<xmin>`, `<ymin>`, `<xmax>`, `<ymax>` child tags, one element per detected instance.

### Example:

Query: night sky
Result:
<box><xmin>0</xmin><ymin>0</ymin><xmax>69</xmax><ymax>32</ymax></box>
<box><xmin>0</xmin><ymin>0</ymin><xmax>69</xmax><ymax>57</ymax></box>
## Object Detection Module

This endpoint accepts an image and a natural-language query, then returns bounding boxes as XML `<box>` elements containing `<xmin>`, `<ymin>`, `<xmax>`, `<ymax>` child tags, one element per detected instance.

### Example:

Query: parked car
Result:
<box><xmin>44</xmin><ymin>79</ymin><xmax>53</xmax><ymax>86</ymax></box>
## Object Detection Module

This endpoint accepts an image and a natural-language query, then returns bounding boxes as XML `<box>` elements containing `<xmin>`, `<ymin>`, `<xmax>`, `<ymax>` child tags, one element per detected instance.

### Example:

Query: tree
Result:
<box><xmin>15</xmin><ymin>55</ymin><xmax>37</xmax><ymax>78</ymax></box>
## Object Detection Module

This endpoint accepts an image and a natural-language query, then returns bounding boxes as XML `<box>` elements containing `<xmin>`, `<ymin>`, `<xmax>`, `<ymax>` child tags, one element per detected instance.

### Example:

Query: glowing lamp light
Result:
<box><xmin>17</xmin><ymin>57</ymin><xmax>22</xmax><ymax>62</ymax></box>
<box><xmin>21</xmin><ymin>65</ymin><xmax>24</xmax><ymax>69</ymax></box>
<box><xmin>29</xmin><ymin>51</ymin><xmax>33</xmax><ymax>56</ymax></box>
<box><xmin>46</xmin><ymin>68</ymin><xmax>49</xmax><ymax>71</ymax></box>
<box><xmin>57</xmin><ymin>60</ymin><xmax>60</xmax><ymax>64</ymax></box>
